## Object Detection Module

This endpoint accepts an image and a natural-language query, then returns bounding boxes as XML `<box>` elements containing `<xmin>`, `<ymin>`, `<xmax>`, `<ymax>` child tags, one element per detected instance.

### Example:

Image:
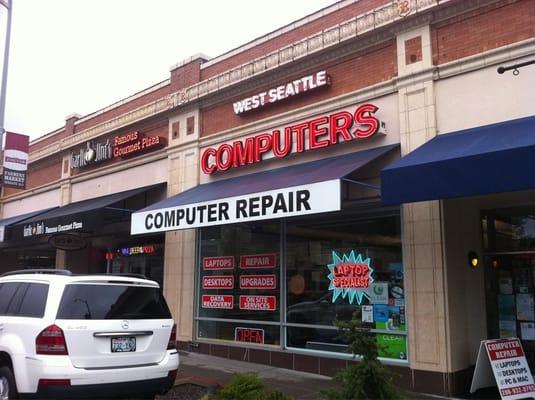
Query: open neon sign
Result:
<box><xmin>327</xmin><ymin>250</ymin><xmax>374</xmax><ymax>305</ymax></box>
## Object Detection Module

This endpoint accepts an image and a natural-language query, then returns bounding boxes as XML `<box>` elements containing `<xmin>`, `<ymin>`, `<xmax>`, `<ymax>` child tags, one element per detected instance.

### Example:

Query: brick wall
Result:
<box><xmin>30</xmin><ymin>131</ymin><xmax>68</xmax><ymax>153</ymax></box>
<box><xmin>201</xmin><ymin>41</ymin><xmax>397</xmax><ymax>137</ymax></box>
<box><xmin>201</xmin><ymin>0</ymin><xmax>391</xmax><ymax>80</ymax></box>
<box><xmin>432</xmin><ymin>0</ymin><xmax>535</xmax><ymax>65</ymax></box>
<box><xmin>75</xmin><ymin>84</ymin><xmax>170</xmax><ymax>133</ymax></box>
<box><xmin>3</xmin><ymin>156</ymin><xmax>63</xmax><ymax>196</ymax></box>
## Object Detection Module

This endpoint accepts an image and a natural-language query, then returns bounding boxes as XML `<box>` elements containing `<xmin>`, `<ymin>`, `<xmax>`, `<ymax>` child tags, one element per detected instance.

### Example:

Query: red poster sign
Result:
<box><xmin>240</xmin><ymin>254</ymin><xmax>277</xmax><ymax>269</ymax></box>
<box><xmin>239</xmin><ymin>295</ymin><xmax>276</xmax><ymax>311</ymax></box>
<box><xmin>235</xmin><ymin>327</ymin><xmax>265</xmax><ymax>344</ymax></box>
<box><xmin>240</xmin><ymin>274</ymin><xmax>276</xmax><ymax>289</ymax></box>
<box><xmin>203</xmin><ymin>256</ymin><xmax>235</xmax><ymax>270</ymax></box>
<box><xmin>203</xmin><ymin>275</ymin><xmax>234</xmax><ymax>289</ymax></box>
<box><xmin>482</xmin><ymin>338</ymin><xmax>535</xmax><ymax>399</ymax></box>
<box><xmin>3</xmin><ymin>132</ymin><xmax>29</xmax><ymax>189</ymax></box>
<box><xmin>201</xmin><ymin>295</ymin><xmax>234</xmax><ymax>309</ymax></box>
<box><xmin>486</xmin><ymin>338</ymin><xmax>525</xmax><ymax>361</ymax></box>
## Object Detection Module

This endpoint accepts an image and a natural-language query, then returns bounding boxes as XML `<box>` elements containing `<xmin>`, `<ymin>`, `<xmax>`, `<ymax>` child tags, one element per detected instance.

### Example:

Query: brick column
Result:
<box><xmin>163</xmin><ymin>109</ymin><xmax>200</xmax><ymax>342</ymax></box>
<box><xmin>396</xmin><ymin>26</ymin><xmax>450</xmax><ymax>378</ymax></box>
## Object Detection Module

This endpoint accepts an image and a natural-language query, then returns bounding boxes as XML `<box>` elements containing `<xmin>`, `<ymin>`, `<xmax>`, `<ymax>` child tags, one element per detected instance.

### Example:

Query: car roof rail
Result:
<box><xmin>107</xmin><ymin>273</ymin><xmax>148</xmax><ymax>280</ymax></box>
<box><xmin>1</xmin><ymin>269</ymin><xmax>73</xmax><ymax>277</ymax></box>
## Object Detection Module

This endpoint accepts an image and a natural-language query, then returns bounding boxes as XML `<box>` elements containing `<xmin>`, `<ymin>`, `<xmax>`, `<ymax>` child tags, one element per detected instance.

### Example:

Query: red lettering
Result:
<box><xmin>201</xmin><ymin>148</ymin><xmax>217</xmax><ymax>174</ymax></box>
<box><xmin>254</xmin><ymin>133</ymin><xmax>273</xmax><ymax>162</ymax></box>
<box><xmin>232</xmin><ymin>137</ymin><xmax>255</xmax><ymax>167</ymax></box>
<box><xmin>354</xmin><ymin>103</ymin><xmax>379</xmax><ymax>138</ymax></box>
<box><xmin>200</xmin><ymin>104</ymin><xmax>382</xmax><ymax>174</ymax></box>
<box><xmin>292</xmin><ymin>122</ymin><xmax>308</xmax><ymax>153</ymax></box>
<box><xmin>329</xmin><ymin>111</ymin><xmax>353</xmax><ymax>143</ymax></box>
<box><xmin>272</xmin><ymin>128</ymin><xmax>292</xmax><ymax>158</ymax></box>
<box><xmin>308</xmin><ymin>116</ymin><xmax>330</xmax><ymax>149</ymax></box>
<box><xmin>216</xmin><ymin>144</ymin><xmax>233</xmax><ymax>171</ymax></box>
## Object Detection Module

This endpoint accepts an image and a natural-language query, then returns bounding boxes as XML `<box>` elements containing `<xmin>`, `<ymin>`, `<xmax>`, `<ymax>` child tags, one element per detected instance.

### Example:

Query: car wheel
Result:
<box><xmin>0</xmin><ymin>367</ymin><xmax>17</xmax><ymax>400</ymax></box>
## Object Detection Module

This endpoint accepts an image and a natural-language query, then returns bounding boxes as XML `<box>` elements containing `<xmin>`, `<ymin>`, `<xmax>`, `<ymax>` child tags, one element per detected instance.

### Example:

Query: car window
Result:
<box><xmin>0</xmin><ymin>282</ymin><xmax>49</xmax><ymax>317</ymax></box>
<box><xmin>0</xmin><ymin>282</ymin><xmax>23</xmax><ymax>315</ymax></box>
<box><xmin>56</xmin><ymin>284</ymin><xmax>172</xmax><ymax>320</ymax></box>
<box><xmin>18</xmin><ymin>283</ymin><xmax>49</xmax><ymax>318</ymax></box>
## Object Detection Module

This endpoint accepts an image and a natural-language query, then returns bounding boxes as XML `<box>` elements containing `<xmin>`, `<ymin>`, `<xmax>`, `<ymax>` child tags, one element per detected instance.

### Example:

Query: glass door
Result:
<box><xmin>483</xmin><ymin>207</ymin><xmax>535</xmax><ymax>370</ymax></box>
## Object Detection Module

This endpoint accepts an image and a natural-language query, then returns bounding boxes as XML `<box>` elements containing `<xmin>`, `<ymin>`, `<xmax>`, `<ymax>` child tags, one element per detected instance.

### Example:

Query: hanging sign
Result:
<box><xmin>327</xmin><ymin>250</ymin><xmax>374</xmax><ymax>305</ymax></box>
<box><xmin>48</xmin><ymin>233</ymin><xmax>87</xmax><ymax>251</ymax></box>
<box><xmin>470</xmin><ymin>338</ymin><xmax>535</xmax><ymax>399</ymax></box>
<box><xmin>203</xmin><ymin>275</ymin><xmax>234</xmax><ymax>289</ymax></box>
<box><xmin>3</xmin><ymin>132</ymin><xmax>29</xmax><ymax>188</ymax></box>
<box><xmin>239</xmin><ymin>295</ymin><xmax>276</xmax><ymax>311</ymax></box>
<box><xmin>240</xmin><ymin>253</ymin><xmax>277</xmax><ymax>269</ymax></box>
<box><xmin>201</xmin><ymin>295</ymin><xmax>234</xmax><ymax>309</ymax></box>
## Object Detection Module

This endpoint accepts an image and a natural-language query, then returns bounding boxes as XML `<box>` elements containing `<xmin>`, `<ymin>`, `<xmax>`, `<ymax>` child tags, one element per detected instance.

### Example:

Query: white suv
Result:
<box><xmin>0</xmin><ymin>269</ymin><xmax>179</xmax><ymax>399</ymax></box>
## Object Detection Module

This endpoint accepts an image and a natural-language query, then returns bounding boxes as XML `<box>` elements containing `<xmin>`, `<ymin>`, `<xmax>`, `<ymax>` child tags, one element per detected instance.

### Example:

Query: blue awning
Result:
<box><xmin>131</xmin><ymin>144</ymin><xmax>398</xmax><ymax>234</ymax></box>
<box><xmin>141</xmin><ymin>144</ymin><xmax>398</xmax><ymax>212</ymax></box>
<box><xmin>380</xmin><ymin>116</ymin><xmax>535</xmax><ymax>205</ymax></box>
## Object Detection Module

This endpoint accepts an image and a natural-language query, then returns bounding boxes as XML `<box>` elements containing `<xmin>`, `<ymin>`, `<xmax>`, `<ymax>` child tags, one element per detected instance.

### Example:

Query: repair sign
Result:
<box><xmin>485</xmin><ymin>338</ymin><xmax>535</xmax><ymax>399</ymax></box>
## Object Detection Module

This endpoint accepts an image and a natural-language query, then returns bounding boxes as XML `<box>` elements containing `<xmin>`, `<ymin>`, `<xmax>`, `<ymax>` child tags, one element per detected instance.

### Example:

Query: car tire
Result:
<box><xmin>0</xmin><ymin>366</ymin><xmax>17</xmax><ymax>400</ymax></box>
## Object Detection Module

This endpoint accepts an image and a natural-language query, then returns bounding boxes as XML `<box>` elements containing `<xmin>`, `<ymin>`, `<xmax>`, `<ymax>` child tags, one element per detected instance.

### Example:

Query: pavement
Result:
<box><xmin>174</xmin><ymin>350</ymin><xmax>465</xmax><ymax>400</ymax></box>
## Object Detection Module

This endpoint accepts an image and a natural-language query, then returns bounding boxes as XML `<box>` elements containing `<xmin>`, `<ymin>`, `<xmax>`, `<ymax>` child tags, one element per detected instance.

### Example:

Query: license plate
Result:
<box><xmin>111</xmin><ymin>337</ymin><xmax>136</xmax><ymax>352</ymax></box>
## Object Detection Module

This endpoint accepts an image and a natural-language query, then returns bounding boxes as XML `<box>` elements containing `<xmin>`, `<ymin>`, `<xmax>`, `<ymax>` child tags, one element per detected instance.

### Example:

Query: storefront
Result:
<box><xmin>1</xmin><ymin>184</ymin><xmax>167</xmax><ymax>277</ymax></box>
<box><xmin>131</xmin><ymin>89</ymin><xmax>409</xmax><ymax>368</ymax></box>
<box><xmin>2</xmin><ymin>0</ymin><xmax>534</xmax><ymax>396</ymax></box>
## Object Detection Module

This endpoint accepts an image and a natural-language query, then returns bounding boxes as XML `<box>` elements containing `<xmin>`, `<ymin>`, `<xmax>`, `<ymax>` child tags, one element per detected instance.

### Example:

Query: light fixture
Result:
<box><xmin>468</xmin><ymin>251</ymin><xmax>479</xmax><ymax>268</ymax></box>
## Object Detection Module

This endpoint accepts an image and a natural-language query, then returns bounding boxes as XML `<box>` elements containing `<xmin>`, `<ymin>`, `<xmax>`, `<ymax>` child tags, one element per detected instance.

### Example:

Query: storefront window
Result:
<box><xmin>483</xmin><ymin>206</ymin><xmax>535</xmax><ymax>370</ymax></box>
<box><xmin>111</xmin><ymin>242</ymin><xmax>165</xmax><ymax>284</ymax></box>
<box><xmin>198</xmin><ymin>222</ymin><xmax>281</xmax><ymax>344</ymax></box>
<box><xmin>196</xmin><ymin>208</ymin><xmax>406</xmax><ymax>361</ymax></box>
<box><xmin>286</xmin><ymin>210</ymin><xmax>405</xmax><ymax>360</ymax></box>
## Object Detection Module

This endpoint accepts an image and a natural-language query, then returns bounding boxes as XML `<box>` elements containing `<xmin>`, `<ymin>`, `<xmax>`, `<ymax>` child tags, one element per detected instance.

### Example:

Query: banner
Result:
<box><xmin>3</xmin><ymin>132</ymin><xmax>29</xmax><ymax>189</ymax></box>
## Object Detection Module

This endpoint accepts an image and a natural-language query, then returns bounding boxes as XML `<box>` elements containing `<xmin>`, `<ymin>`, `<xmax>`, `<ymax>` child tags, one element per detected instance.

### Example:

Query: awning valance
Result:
<box><xmin>380</xmin><ymin>116</ymin><xmax>535</xmax><ymax>205</ymax></box>
<box><xmin>0</xmin><ymin>208</ymin><xmax>57</xmax><ymax>242</ymax></box>
<box><xmin>10</xmin><ymin>184</ymin><xmax>163</xmax><ymax>241</ymax></box>
<box><xmin>131</xmin><ymin>144</ymin><xmax>398</xmax><ymax>234</ymax></box>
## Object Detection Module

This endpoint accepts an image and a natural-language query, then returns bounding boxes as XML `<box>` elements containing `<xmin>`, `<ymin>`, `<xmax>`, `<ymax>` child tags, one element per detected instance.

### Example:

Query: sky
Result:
<box><xmin>0</xmin><ymin>0</ymin><xmax>337</xmax><ymax>141</ymax></box>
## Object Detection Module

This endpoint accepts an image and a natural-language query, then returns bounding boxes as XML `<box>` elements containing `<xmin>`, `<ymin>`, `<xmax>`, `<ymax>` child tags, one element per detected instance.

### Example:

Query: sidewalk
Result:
<box><xmin>174</xmin><ymin>351</ymin><xmax>457</xmax><ymax>400</ymax></box>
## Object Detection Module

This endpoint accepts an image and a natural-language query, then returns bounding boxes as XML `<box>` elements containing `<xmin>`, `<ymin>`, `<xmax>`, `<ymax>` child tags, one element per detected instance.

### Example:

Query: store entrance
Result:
<box><xmin>483</xmin><ymin>206</ymin><xmax>535</xmax><ymax>371</ymax></box>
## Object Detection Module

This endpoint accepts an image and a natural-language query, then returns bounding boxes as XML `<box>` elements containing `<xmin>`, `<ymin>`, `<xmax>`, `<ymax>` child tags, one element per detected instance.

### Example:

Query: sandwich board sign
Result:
<box><xmin>470</xmin><ymin>338</ymin><xmax>535</xmax><ymax>399</ymax></box>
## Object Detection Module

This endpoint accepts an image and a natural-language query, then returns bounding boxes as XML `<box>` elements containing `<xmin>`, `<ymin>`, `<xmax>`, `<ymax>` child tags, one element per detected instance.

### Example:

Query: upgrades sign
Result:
<box><xmin>131</xmin><ymin>180</ymin><xmax>340</xmax><ymax>234</ymax></box>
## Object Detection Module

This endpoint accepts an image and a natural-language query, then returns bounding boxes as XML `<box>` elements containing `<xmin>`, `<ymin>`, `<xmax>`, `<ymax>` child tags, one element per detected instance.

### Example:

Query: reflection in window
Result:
<box><xmin>286</xmin><ymin>211</ymin><xmax>406</xmax><ymax>360</ymax></box>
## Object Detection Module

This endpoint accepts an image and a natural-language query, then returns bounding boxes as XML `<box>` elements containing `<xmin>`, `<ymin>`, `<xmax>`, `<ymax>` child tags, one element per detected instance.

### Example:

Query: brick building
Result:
<box><xmin>1</xmin><ymin>0</ymin><xmax>535</xmax><ymax>396</ymax></box>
